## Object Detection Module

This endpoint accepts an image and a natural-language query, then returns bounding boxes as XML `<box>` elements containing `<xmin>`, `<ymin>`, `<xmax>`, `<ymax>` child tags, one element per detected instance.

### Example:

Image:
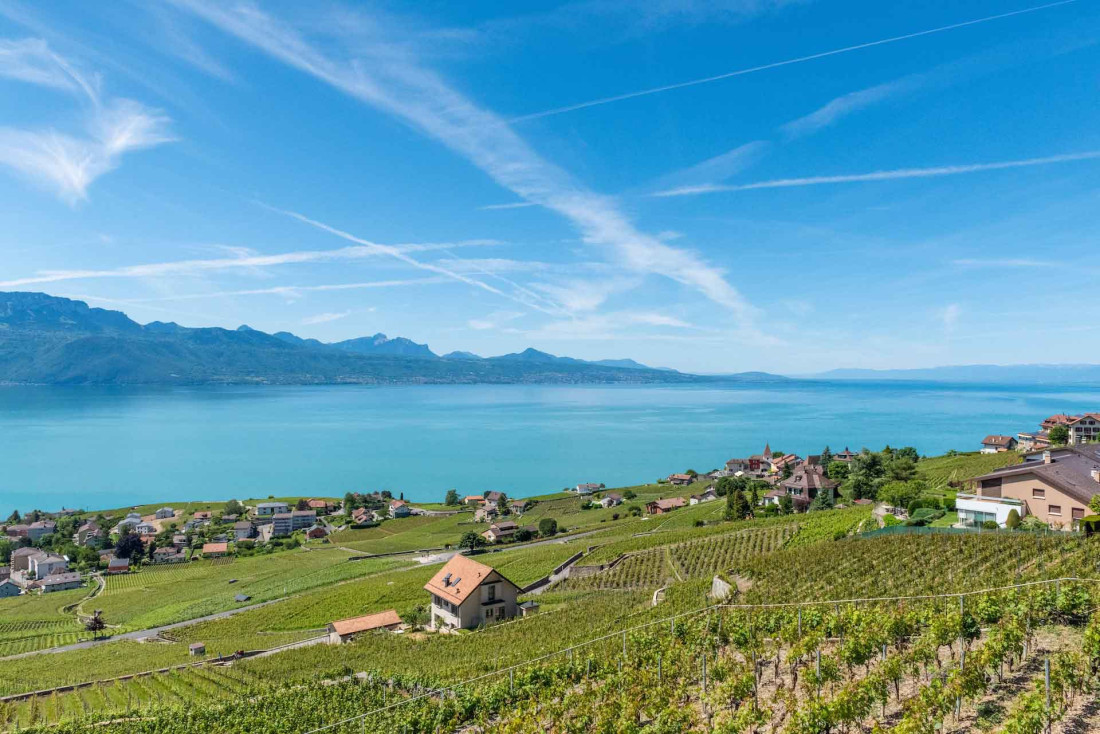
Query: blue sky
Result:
<box><xmin>1</xmin><ymin>0</ymin><xmax>1098</xmax><ymax>374</ymax></box>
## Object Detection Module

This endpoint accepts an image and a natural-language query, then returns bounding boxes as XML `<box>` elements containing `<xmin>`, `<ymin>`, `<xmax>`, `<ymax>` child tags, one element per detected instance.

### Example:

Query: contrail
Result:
<box><xmin>652</xmin><ymin>150</ymin><xmax>1100</xmax><ymax>196</ymax></box>
<box><xmin>507</xmin><ymin>0</ymin><xmax>1079</xmax><ymax>124</ymax></box>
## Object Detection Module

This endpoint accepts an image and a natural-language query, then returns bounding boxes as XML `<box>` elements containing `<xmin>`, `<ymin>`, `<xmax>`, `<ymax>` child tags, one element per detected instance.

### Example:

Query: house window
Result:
<box><xmin>487</xmin><ymin>584</ymin><xmax>496</xmax><ymax>601</ymax></box>
<box><xmin>1032</xmin><ymin>488</ymin><xmax>1045</xmax><ymax>499</ymax></box>
<box><xmin>1073</xmin><ymin>508</ymin><xmax>1085</xmax><ymax>520</ymax></box>
<box><xmin>1049</xmin><ymin>504</ymin><xmax>1062</xmax><ymax>517</ymax></box>
<box><xmin>982</xmin><ymin>478</ymin><xmax>1002</xmax><ymax>490</ymax></box>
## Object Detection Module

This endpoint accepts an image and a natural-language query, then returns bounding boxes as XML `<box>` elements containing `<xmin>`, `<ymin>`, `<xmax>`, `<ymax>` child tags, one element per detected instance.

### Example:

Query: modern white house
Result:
<box><xmin>424</xmin><ymin>555</ymin><xmax>521</xmax><ymax>630</ymax></box>
<box><xmin>955</xmin><ymin>493</ymin><xmax>1027</xmax><ymax>528</ymax></box>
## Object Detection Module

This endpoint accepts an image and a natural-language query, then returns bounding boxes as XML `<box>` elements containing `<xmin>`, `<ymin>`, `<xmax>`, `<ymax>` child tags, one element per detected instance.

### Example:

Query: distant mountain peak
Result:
<box><xmin>442</xmin><ymin>351</ymin><xmax>482</xmax><ymax>360</ymax></box>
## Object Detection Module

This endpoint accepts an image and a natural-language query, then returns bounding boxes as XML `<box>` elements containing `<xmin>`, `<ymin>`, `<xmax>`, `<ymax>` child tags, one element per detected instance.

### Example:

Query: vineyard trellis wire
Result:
<box><xmin>300</xmin><ymin>575</ymin><xmax>1100</xmax><ymax>734</ymax></box>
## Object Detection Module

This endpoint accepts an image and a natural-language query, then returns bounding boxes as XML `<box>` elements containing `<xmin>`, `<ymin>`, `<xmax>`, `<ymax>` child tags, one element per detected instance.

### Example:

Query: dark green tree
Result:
<box><xmin>827</xmin><ymin>461</ymin><xmax>850</xmax><ymax>481</ymax></box>
<box><xmin>114</xmin><ymin>528</ymin><xmax>143</xmax><ymax>560</ymax></box>
<box><xmin>444</xmin><ymin>489</ymin><xmax>460</xmax><ymax>506</ymax></box>
<box><xmin>458</xmin><ymin>531</ymin><xmax>486</xmax><ymax>551</ymax></box>
<box><xmin>84</xmin><ymin>610</ymin><xmax>106</xmax><ymax>640</ymax></box>
<box><xmin>820</xmin><ymin>446</ymin><xmax>834</xmax><ymax>466</ymax></box>
<box><xmin>538</xmin><ymin>518</ymin><xmax>558</xmax><ymax>537</ymax></box>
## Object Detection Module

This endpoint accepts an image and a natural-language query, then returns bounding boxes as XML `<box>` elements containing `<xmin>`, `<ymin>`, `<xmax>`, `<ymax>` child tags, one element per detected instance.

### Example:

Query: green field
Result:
<box><xmin>0</xmin><ymin>588</ymin><xmax>89</xmax><ymax>658</ymax></box>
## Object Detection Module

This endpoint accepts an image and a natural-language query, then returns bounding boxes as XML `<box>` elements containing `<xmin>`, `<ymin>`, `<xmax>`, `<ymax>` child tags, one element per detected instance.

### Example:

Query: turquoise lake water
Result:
<box><xmin>2</xmin><ymin>381</ymin><xmax>1098</xmax><ymax>514</ymax></box>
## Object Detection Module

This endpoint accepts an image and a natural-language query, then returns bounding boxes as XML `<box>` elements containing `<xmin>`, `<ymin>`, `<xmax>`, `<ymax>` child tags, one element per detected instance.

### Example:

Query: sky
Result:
<box><xmin>1</xmin><ymin>0</ymin><xmax>1098</xmax><ymax>374</ymax></box>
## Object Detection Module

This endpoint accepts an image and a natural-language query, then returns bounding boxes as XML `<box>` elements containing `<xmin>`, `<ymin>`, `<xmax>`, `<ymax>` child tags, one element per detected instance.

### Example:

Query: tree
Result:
<box><xmin>296</xmin><ymin>499</ymin><xmax>310</xmax><ymax>511</ymax></box>
<box><xmin>444</xmin><ymin>489</ymin><xmax>460</xmax><ymax>506</ymax></box>
<box><xmin>1005</xmin><ymin>509</ymin><xmax>1021</xmax><ymax>529</ymax></box>
<box><xmin>623</xmin><ymin>490</ymin><xmax>636</xmax><ymax>500</ymax></box>
<box><xmin>808</xmin><ymin>490</ymin><xmax>834</xmax><ymax>512</ymax></box>
<box><xmin>146</xmin><ymin>540</ymin><xmax>158</xmax><ymax>560</ymax></box>
<box><xmin>1049</xmin><ymin>425</ymin><xmax>1070</xmax><ymax>446</ymax></box>
<box><xmin>1090</xmin><ymin>494</ymin><xmax>1100</xmax><ymax>515</ymax></box>
<box><xmin>827</xmin><ymin>461</ymin><xmax>850</xmax><ymax>481</ymax></box>
<box><xmin>85</xmin><ymin>610</ymin><xmax>106</xmax><ymax>640</ymax></box>
<box><xmin>458</xmin><ymin>531</ymin><xmax>486</xmax><ymax>551</ymax></box>
<box><xmin>224</xmin><ymin>499</ymin><xmax>245</xmax><ymax>516</ymax></box>
<box><xmin>5</xmin><ymin>510</ymin><xmax>19</xmax><ymax>524</ymax></box>
<box><xmin>725</xmin><ymin>490</ymin><xmax>749</xmax><ymax>521</ymax></box>
<box><xmin>886</xmin><ymin>456</ymin><xmax>917</xmax><ymax>482</ymax></box>
<box><xmin>685</xmin><ymin>469</ymin><xmax>698</xmax><ymax>478</ymax></box>
<box><xmin>538</xmin><ymin>518</ymin><xmax>558</xmax><ymax>537</ymax></box>
<box><xmin>343</xmin><ymin>492</ymin><xmax>358</xmax><ymax>511</ymax></box>
<box><xmin>0</xmin><ymin>539</ymin><xmax>11</xmax><ymax>565</ymax></box>
<box><xmin>380</xmin><ymin>490</ymin><xmax>393</xmax><ymax>500</ymax></box>
<box><xmin>778</xmin><ymin>495</ymin><xmax>794</xmax><ymax>515</ymax></box>
<box><xmin>878</xmin><ymin>481</ymin><xmax>921</xmax><ymax>512</ymax></box>
<box><xmin>781</xmin><ymin>463</ymin><xmax>793</xmax><ymax>480</ymax></box>
<box><xmin>514</xmin><ymin>527</ymin><xmax>534</xmax><ymax>542</ymax></box>
<box><xmin>114</xmin><ymin>528</ymin><xmax>144</xmax><ymax>560</ymax></box>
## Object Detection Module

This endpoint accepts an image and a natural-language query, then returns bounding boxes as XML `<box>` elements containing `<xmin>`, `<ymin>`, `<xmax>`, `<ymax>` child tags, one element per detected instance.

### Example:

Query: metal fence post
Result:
<box><xmin>797</xmin><ymin>607</ymin><xmax>802</xmax><ymax>638</ymax></box>
<box><xmin>702</xmin><ymin>653</ymin><xmax>707</xmax><ymax>694</ymax></box>
<box><xmin>815</xmin><ymin>649</ymin><xmax>821</xmax><ymax>698</ymax></box>
<box><xmin>658</xmin><ymin>653</ymin><xmax>662</xmax><ymax>683</ymax></box>
<box><xmin>1045</xmin><ymin>657</ymin><xmax>1051</xmax><ymax>734</ymax></box>
<box><xmin>509</xmin><ymin>669</ymin><xmax>514</xmax><ymax>693</ymax></box>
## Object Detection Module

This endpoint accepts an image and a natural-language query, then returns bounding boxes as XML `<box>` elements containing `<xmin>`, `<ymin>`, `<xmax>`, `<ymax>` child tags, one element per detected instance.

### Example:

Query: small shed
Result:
<box><xmin>520</xmin><ymin>600</ymin><xmax>540</xmax><ymax>617</ymax></box>
<box><xmin>234</xmin><ymin>593</ymin><xmax>251</xmax><ymax>603</ymax></box>
<box><xmin>189</xmin><ymin>642</ymin><xmax>206</xmax><ymax>656</ymax></box>
<box><xmin>327</xmin><ymin>609</ymin><xmax>402</xmax><ymax>644</ymax></box>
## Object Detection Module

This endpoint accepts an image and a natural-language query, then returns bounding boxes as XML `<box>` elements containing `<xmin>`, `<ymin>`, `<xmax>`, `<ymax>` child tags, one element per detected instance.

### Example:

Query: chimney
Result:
<box><xmin>1043</xmin><ymin>450</ymin><xmax>1052</xmax><ymax>465</ymax></box>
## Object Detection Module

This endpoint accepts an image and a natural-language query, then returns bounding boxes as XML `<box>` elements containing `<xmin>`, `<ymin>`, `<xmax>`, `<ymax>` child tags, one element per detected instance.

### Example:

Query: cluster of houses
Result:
<box><xmin>982</xmin><ymin>412</ymin><xmax>1100</xmax><ymax>454</ymax></box>
<box><xmin>1</xmin><ymin>548</ymin><xmax>81</xmax><ymax>596</ymax></box>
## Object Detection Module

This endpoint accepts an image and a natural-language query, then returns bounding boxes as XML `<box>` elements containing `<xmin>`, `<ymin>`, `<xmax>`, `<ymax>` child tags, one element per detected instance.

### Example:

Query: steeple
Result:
<box><xmin>763</xmin><ymin>442</ymin><xmax>771</xmax><ymax>457</ymax></box>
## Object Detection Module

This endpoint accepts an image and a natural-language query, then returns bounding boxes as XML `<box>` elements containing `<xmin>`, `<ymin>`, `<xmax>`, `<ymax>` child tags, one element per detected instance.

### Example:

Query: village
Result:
<box><xmin>4</xmin><ymin>411</ymin><xmax>1100</xmax><ymax>644</ymax></box>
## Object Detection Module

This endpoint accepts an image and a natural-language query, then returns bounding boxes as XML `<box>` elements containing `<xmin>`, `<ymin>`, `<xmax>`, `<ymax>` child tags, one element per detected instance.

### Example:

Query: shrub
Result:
<box><xmin>982</xmin><ymin>520</ymin><xmax>999</xmax><ymax>530</ymax></box>
<box><xmin>882</xmin><ymin>514</ymin><xmax>902</xmax><ymax>527</ymax></box>
<box><xmin>1005</xmin><ymin>509</ymin><xmax>1021</xmax><ymax>529</ymax></box>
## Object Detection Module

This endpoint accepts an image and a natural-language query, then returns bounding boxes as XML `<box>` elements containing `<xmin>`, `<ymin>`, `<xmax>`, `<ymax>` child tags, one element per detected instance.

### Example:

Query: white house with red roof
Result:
<box><xmin>424</xmin><ymin>555</ymin><xmax>521</xmax><ymax>630</ymax></box>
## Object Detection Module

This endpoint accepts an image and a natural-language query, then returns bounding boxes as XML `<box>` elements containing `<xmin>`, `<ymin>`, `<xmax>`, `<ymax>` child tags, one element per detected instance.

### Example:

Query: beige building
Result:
<box><xmin>424</xmin><ymin>555</ymin><xmax>521</xmax><ymax>630</ymax></box>
<box><xmin>970</xmin><ymin>446</ymin><xmax>1100</xmax><ymax>530</ymax></box>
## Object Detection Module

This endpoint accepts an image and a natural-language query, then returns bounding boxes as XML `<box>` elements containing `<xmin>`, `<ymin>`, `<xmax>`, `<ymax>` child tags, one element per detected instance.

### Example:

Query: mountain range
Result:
<box><xmin>0</xmin><ymin>291</ymin><xmax>786</xmax><ymax>386</ymax></box>
<box><xmin>815</xmin><ymin>364</ymin><xmax>1100</xmax><ymax>384</ymax></box>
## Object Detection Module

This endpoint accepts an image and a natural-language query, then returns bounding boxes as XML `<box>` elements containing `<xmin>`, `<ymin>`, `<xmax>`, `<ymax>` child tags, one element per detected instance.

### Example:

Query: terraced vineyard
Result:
<box><xmin>0</xmin><ymin>588</ymin><xmax>88</xmax><ymax>658</ymax></box>
<box><xmin>735</xmin><ymin>529</ymin><xmax>1099</xmax><ymax>602</ymax></box>
<box><xmin>16</xmin><ymin>575</ymin><xmax>1100</xmax><ymax>734</ymax></box>
<box><xmin>0</xmin><ymin>666</ymin><xmax>269</xmax><ymax>730</ymax></box>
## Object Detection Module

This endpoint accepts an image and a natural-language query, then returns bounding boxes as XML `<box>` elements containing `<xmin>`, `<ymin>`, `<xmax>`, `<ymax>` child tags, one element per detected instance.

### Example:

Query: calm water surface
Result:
<box><xmin>2</xmin><ymin>381</ymin><xmax>1098</xmax><ymax>514</ymax></box>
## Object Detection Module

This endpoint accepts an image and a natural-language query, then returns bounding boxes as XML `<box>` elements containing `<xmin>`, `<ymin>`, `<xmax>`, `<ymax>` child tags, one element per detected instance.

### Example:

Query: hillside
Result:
<box><xmin>817</xmin><ymin>363</ymin><xmax>1100</xmax><ymax>383</ymax></box>
<box><xmin>0</xmin><ymin>292</ymin><xmax>786</xmax><ymax>386</ymax></box>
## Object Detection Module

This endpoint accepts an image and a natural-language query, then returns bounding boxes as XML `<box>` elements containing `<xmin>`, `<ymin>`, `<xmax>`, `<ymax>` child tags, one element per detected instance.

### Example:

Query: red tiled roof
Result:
<box><xmin>202</xmin><ymin>542</ymin><xmax>229</xmax><ymax>554</ymax></box>
<box><xmin>330</xmin><ymin>609</ymin><xmax>401</xmax><ymax>636</ymax></box>
<box><xmin>424</xmin><ymin>555</ymin><xmax>516</xmax><ymax>606</ymax></box>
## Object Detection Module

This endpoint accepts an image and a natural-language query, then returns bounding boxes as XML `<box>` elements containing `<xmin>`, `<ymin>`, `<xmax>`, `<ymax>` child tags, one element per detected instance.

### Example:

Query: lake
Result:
<box><xmin>2</xmin><ymin>381</ymin><xmax>1098</xmax><ymax>514</ymax></box>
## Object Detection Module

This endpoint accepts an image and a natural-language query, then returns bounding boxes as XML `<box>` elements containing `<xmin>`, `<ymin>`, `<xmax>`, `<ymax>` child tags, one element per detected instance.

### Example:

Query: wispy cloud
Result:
<box><xmin>467</xmin><ymin>310</ymin><xmax>525</xmax><ymax>331</ymax></box>
<box><xmin>119</xmin><ymin>277</ymin><xmax>448</xmax><ymax>302</ymax></box>
<box><xmin>0</xmin><ymin>37</ymin><xmax>100</xmax><ymax>101</ymax></box>
<box><xmin>478</xmin><ymin>201</ymin><xmax>536</xmax><ymax>210</ymax></box>
<box><xmin>951</xmin><ymin>258</ymin><xmax>1054</xmax><ymax>268</ymax></box>
<box><xmin>650</xmin><ymin>140</ymin><xmax>768</xmax><ymax>194</ymax></box>
<box><xmin>653</xmin><ymin>150</ymin><xmax>1100</xmax><ymax>197</ymax></box>
<box><xmin>0</xmin><ymin>240</ymin><xmax>486</xmax><ymax>289</ymax></box>
<box><xmin>301</xmin><ymin>310</ymin><xmax>351</xmax><ymax>325</ymax></box>
<box><xmin>940</xmin><ymin>303</ymin><xmax>960</xmax><ymax>334</ymax></box>
<box><xmin>781</xmin><ymin>79</ymin><xmax>914</xmax><ymax>139</ymax></box>
<box><xmin>0</xmin><ymin>39</ymin><xmax>173</xmax><ymax>203</ymax></box>
<box><xmin>503</xmin><ymin>1</ymin><xmax>1077</xmax><ymax>123</ymax></box>
<box><xmin>176</xmin><ymin>0</ymin><xmax>756</xmax><ymax>326</ymax></box>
